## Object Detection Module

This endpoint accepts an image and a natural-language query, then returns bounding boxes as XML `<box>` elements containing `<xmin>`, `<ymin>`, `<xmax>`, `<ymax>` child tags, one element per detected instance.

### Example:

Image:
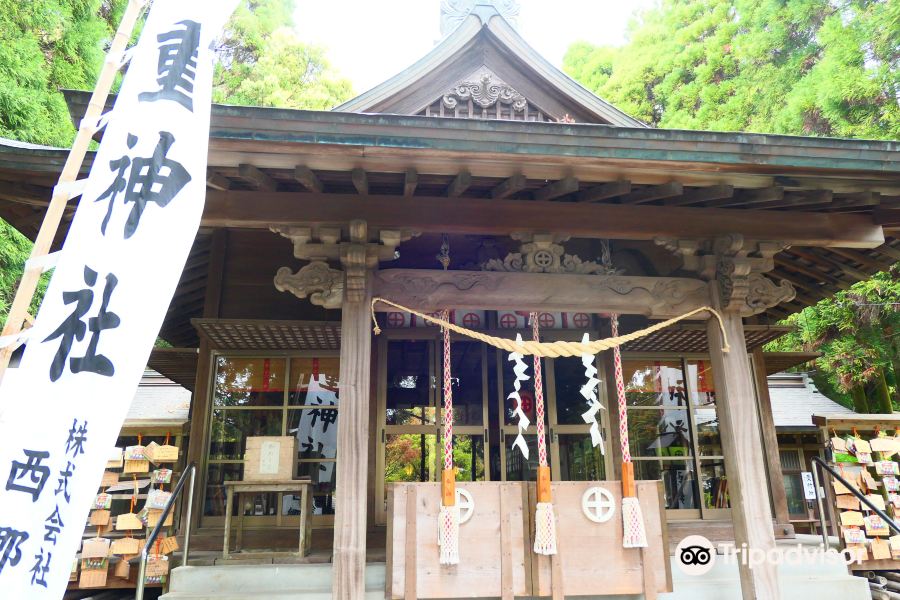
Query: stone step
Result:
<box><xmin>166</xmin><ymin>563</ymin><xmax>385</xmax><ymax>595</ymax></box>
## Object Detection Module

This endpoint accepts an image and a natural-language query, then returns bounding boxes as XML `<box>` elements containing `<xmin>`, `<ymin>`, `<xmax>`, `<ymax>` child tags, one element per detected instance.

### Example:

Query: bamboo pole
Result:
<box><xmin>0</xmin><ymin>0</ymin><xmax>147</xmax><ymax>383</ymax></box>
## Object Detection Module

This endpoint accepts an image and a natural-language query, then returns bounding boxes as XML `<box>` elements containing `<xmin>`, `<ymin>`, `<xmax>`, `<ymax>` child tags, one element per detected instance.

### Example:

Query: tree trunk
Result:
<box><xmin>851</xmin><ymin>385</ymin><xmax>870</xmax><ymax>413</ymax></box>
<box><xmin>872</xmin><ymin>369</ymin><xmax>894</xmax><ymax>414</ymax></box>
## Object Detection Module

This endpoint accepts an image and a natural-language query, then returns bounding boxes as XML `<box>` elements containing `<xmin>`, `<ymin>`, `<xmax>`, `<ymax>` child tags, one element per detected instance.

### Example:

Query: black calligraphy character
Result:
<box><xmin>43</xmin><ymin>266</ymin><xmax>120</xmax><ymax>382</ymax></box>
<box><xmin>29</xmin><ymin>549</ymin><xmax>50</xmax><ymax>587</ymax></box>
<box><xmin>95</xmin><ymin>135</ymin><xmax>133</xmax><ymax>235</ymax></box>
<box><xmin>55</xmin><ymin>462</ymin><xmax>74</xmax><ymax>503</ymax></box>
<box><xmin>309</xmin><ymin>406</ymin><xmax>337</xmax><ymax>433</ymax></box>
<box><xmin>122</xmin><ymin>131</ymin><xmax>190</xmax><ymax>238</ymax></box>
<box><xmin>44</xmin><ymin>507</ymin><xmax>64</xmax><ymax>544</ymax></box>
<box><xmin>0</xmin><ymin>527</ymin><xmax>28</xmax><ymax>575</ymax></box>
<box><xmin>138</xmin><ymin>20</ymin><xmax>201</xmax><ymax>111</ymax></box>
<box><xmin>5</xmin><ymin>450</ymin><xmax>50</xmax><ymax>502</ymax></box>
<box><xmin>65</xmin><ymin>419</ymin><xmax>88</xmax><ymax>458</ymax></box>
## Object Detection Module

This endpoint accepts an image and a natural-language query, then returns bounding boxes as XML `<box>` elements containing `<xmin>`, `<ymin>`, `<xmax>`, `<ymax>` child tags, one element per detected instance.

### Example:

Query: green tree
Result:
<box><xmin>563</xmin><ymin>0</ymin><xmax>899</xmax><ymax>139</ymax></box>
<box><xmin>213</xmin><ymin>0</ymin><xmax>353</xmax><ymax>109</ymax></box>
<box><xmin>767</xmin><ymin>268</ymin><xmax>900</xmax><ymax>412</ymax></box>
<box><xmin>0</xmin><ymin>0</ymin><xmax>124</xmax><ymax>147</ymax></box>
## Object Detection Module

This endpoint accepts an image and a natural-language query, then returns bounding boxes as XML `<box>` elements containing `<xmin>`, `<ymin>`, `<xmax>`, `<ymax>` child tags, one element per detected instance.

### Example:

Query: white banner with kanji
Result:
<box><xmin>0</xmin><ymin>1</ymin><xmax>236</xmax><ymax>596</ymax></box>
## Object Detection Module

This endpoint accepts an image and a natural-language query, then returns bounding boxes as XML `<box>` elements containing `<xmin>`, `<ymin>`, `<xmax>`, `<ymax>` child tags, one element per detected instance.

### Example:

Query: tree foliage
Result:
<box><xmin>565</xmin><ymin>0</ymin><xmax>900</xmax><ymax>410</ymax></box>
<box><xmin>564</xmin><ymin>0</ymin><xmax>899</xmax><ymax>139</ymax></box>
<box><xmin>0</xmin><ymin>0</ymin><xmax>354</xmax><ymax>324</ymax></box>
<box><xmin>0</xmin><ymin>0</ymin><xmax>124</xmax><ymax>147</ymax></box>
<box><xmin>766</xmin><ymin>268</ymin><xmax>900</xmax><ymax>411</ymax></box>
<box><xmin>212</xmin><ymin>0</ymin><xmax>353</xmax><ymax>109</ymax></box>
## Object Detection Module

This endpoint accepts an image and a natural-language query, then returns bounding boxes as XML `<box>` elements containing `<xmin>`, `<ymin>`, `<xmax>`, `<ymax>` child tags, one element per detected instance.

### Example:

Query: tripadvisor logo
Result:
<box><xmin>676</xmin><ymin>535</ymin><xmax>716</xmax><ymax>576</ymax></box>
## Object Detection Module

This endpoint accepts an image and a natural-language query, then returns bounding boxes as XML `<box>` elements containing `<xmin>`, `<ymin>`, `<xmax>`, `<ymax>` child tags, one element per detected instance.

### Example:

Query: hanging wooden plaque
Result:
<box><xmin>124</xmin><ymin>459</ymin><xmax>150</xmax><ymax>474</ymax></box>
<box><xmin>100</xmin><ymin>471</ymin><xmax>119</xmax><ymax>488</ymax></box>
<box><xmin>111</xmin><ymin>537</ymin><xmax>141</xmax><ymax>555</ymax></box>
<box><xmin>89</xmin><ymin>510</ymin><xmax>111</xmax><ymax>526</ymax></box>
<box><xmin>115</xmin><ymin>513</ymin><xmax>144</xmax><ymax>531</ymax></box>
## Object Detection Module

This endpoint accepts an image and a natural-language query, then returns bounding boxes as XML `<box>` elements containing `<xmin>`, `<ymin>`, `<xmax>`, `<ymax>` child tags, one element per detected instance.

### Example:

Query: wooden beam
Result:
<box><xmin>874</xmin><ymin>243</ymin><xmax>900</xmax><ymax>261</ymax></box>
<box><xmin>575</xmin><ymin>180</ymin><xmax>631</xmax><ymax>203</ymax></box>
<box><xmin>202</xmin><ymin>191</ymin><xmax>886</xmax><ymax>248</ymax></box>
<box><xmin>770</xmin><ymin>270</ymin><xmax>830</xmax><ymax>299</ymax></box>
<box><xmin>206</xmin><ymin>171</ymin><xmax>231</xmax><ymax>192</ymax></box>
<box><xmin>874</xmin><ymin>208</ymin><xmax>900</xmax><ymax>228</ymax></box>
<box><xmin>374</xmin><ymin>269</ymin><xmax>711</xmax><ymax>318</ymax></box>
<box><xmin>403</xmin><ymin>168</ymin><xmax>418</xmax><ymax>197</ymax></box>
<box><xmin>790</xmin><ymin>248</ymin><xmax>870</xmax><ymax>281</ymax></box>
<box><xmin>333</xmin><ymin>272</ymin><xmax>373</xmax><ymax>599</ymax></box>
<box><xmin>664</xmin><ymin>184</ymin><xmax>733</xmax><ymax>207</ymax></box>
<box><xmin>827</xmin><ymin>247</ymin><xmax>885</xmax><ymax>270</ymax></box>
<box><xmin>446</xmin><ymin>169</ymin><xmax>471</xmax><ymax>198</ymax></box>
<box><xmin>351</xmin><ymin>168</ymin><xmax>368</xmax><ymax>195</ymax></box>
<box><xmin>707</xmin><ymin>300</ymin><xmax>779</xmax><ymax>599</ymax></box>
<box><xmin>491</xmin><ymin>174</ymin><xmax>528</xmax><ymax>200</ymax></box>
<box><xmin>293</xmin><ymin>165</ymin><xmax>323</xmax><ymax>193</ymax></box>
<box><xmin>617</xmin><ymin>182</ymin><xmax>683</xmax><ymax>205</ymax></box>
<box><xmin>749</xmin><ymin>190</ymin><xmax>832</xmax><ymax>211</ymax></box>
<box><xmin>532</xmin><ymin>176</ymin><xmax>578</xmax><ymax>201</ymax></box>
<box><xmin>706</xmin><ymin>186</ymin><xmax>783</xmax><ymax>209</ymax></box>
<box><xmin>752</xmin><ymin>347</ymin><xmax>793</xmax><ymax>534</ymax></box>
<box><xmin>238</xmin><ymin>163</ymin><xmax>277</xmax><ymax>191</ymax></box>
<box><xmin>828</xmin><ymin>191</ymin><xmax>880</xmax><ymax>211</ymax></box>
<box><xmin>775</xmin><ymin>255</ymin><xmax>846</xmax><ymax>286</ymax></box>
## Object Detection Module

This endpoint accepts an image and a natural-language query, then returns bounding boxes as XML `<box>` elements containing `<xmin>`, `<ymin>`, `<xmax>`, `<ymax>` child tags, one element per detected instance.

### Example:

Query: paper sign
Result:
<box><xmin>840</xmin><ymin>511</ymin><xmax>865</xmax><ymax>526</ymax></box>
<box><xmin>0</xmin><ymin>3</ymin><xmax>238</xmax><ymax>597</ymax></box>
<box><xmin>259</xmin><ymin>440</ymin><xmax>281</xmax><ymax>475</ymax></box>
<box><xmin>801</xmin><ymin>472</ymin><xmax>816</xmax><ymax>500</ymax></box>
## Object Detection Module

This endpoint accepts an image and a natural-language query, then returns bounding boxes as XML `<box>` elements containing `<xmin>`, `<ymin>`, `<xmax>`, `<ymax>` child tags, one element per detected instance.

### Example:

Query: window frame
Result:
<box><xmin>201</xmin><ymin>349</ymin><xmax>340</xmax><ymax>529</ymax></box>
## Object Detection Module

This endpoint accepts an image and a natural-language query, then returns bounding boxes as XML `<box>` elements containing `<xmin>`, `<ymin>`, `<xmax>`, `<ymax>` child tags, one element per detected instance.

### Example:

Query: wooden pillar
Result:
<box><xmin>752</xmin><ymin>347</ymin><xmax>793</xmax><ymax>536</ymax></box>
<box><xmin>333</xmin><ymin>270</ymin><xmax>373</xmax><ymax>600</ymax></box>
<box><xmin>706</xmin><ymin>289</ymin><xmax>780</xmax><ymax>600</ymax></box>
<box><xmin>186</xmin><ymin>229</ymin><xmax>227</xmax><ymax>532</ymax></box>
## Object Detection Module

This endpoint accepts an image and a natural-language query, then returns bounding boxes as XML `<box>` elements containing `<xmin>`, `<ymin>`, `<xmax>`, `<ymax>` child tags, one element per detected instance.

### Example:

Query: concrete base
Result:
<box><xmin>161</xmin><ymin>539</ymin><xmax>868</xmax><ymax>600</ymax></box>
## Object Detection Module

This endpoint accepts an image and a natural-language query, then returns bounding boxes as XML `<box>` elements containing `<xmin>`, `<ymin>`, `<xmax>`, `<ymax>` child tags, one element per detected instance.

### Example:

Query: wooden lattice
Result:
<box><xmin>191</xmin><ymin>318</ymin><xmax>341</xmax><ymax>350</ymax></box>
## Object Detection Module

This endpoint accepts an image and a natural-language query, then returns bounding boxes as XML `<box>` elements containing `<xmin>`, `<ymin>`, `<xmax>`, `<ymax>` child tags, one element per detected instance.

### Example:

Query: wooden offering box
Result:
<box><xmin>388</xmin><ymin>480</ymin><xmax>670</xmax><ymax>599</ymax></box>
<box><xmin>244</xmin><ymin>436</ymin><xmax>299</xmax><ymax>481</ymax></box>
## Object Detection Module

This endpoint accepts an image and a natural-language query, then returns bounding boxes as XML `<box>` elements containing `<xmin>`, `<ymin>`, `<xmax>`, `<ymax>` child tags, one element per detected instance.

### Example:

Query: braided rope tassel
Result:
<box><xmin>439</xmin><ymin>309</ymin><xmax>460</xmax><ymax>565</ymax></box>
<box><xmin>531</xmin><ymin>313</ymin><xmax>557</xmax><ymax>556</ymax></box>
<box><xmin>611</xmin><ymin>315</ymin><xmax>647</xmax><ymax>548</ymax></box>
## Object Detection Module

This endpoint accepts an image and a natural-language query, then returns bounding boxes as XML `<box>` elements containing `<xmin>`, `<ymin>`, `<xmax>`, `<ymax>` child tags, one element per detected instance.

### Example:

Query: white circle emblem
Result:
<box><xmin>581</xmin><ymin>486</ymin><xmax>616</xmax><ymax>523</ymax></box>
<box><xmin>456</xmin><ymin>488</ymin><xmax>474</xmax><ymax>524</ymax></box>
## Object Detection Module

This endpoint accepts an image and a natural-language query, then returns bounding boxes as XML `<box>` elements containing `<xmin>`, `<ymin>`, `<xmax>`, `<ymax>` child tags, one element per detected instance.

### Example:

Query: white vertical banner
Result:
<box><xmin>0</xmin><ymin>1</ymin><xmax>237</xmax><ymax>596</ymax></box>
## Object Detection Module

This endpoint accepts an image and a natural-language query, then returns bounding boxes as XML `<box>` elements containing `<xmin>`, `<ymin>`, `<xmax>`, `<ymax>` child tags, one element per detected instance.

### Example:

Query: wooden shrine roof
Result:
<box><xmin>0</xmin><ymin>91</ymin><xmax>898</xmax><ymax>346</ymax></box>
<box><xmin>621</xmin><ymin>324</ymin><xmax>792</xmax><ymax>354</ymax></box>
<box><xmin>146</xmin><ymin>347</ymin><xmax>199</xmax><ymax>392</ymax></box>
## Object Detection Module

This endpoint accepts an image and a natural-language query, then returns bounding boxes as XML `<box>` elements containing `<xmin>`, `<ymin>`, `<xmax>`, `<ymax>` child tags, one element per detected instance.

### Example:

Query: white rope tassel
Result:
<box><xmin>622</xmin><ymin>497</ymin><xmax>648</xmax><ymax>548</ymax></box>
<box><xmin>438</xmin><ymin>504</ymin><xmax>460</xmax><ymax>565</ymax></box>
<box><xmin>533</xmin><ymin>502</ymin><xmax>558</xmax><ymax>555</ymax></box>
